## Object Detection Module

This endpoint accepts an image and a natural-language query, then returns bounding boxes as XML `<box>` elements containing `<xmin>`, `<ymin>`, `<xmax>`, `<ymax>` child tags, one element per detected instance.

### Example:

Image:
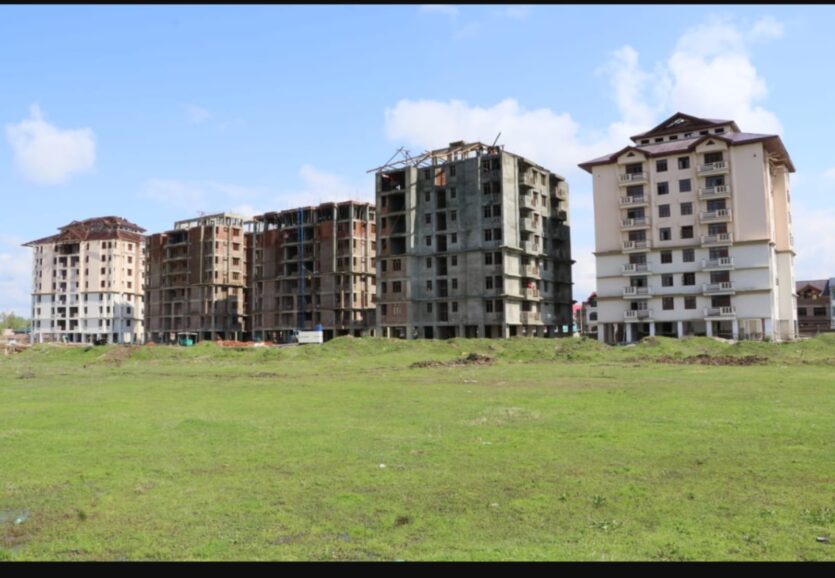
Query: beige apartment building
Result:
<box><xmin>580</xmin><ymin>112</ymin><xmax>796</xmax><ymax>343</ymax></box>
<box><xmin>145</xmin><ymin>213</ymin><xmax>250</xmax><ymax>343</ymax></box>
<box><xmin>374</xmin><ymin>141</ymin><xmax>573</xmax><ymax>339</ymax></box>
<box><xmin>24</xmin><ymin>216</ymin><xmax>146</xmax><ymax>344</ymax></box>
<box><xmin>248</xmin><ymin>201</ymin><xmax>376</xmax><ymax>342</ymax></box>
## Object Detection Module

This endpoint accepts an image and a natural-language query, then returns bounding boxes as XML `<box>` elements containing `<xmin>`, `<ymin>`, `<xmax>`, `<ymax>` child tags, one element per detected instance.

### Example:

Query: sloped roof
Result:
<box><xmin>629</xmin><ymin>112</ymin><xmax>738</xmax><ymax>141</ymax></box>
<box><xmin>23</xmin><ymin>216</ymin><xmax>146</xmax><ymax>247</ymax></box>
<box><xmin>796</xmin><ymin>279</ymin><xmax>830</xmax><ymax>294</ymax></box>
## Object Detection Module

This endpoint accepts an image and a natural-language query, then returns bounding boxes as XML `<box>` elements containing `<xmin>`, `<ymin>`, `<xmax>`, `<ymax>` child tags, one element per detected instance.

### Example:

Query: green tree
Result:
<box><xmin>0</xmin><ymin>312</ymin><xmax>30</xmax><ymax>332</ymax></box>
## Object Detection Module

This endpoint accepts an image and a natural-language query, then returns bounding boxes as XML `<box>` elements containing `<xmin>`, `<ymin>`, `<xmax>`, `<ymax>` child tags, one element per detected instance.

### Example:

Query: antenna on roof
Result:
<box><xmin>491</xmin><ymin>132</ymin><xmax>502</xmax><ymax>147</ymax></box>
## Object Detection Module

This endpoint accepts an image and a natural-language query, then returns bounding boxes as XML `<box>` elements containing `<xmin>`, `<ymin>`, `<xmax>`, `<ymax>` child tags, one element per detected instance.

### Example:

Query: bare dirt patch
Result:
<box><xmin>657</xmin><ymin>354</ymin><xmax>768</xmax><ymax>366</ymax></box>
<box><xmin>410</xmin><ymin>353</ymin><xmax>495</xmax><ymax>369</ymax></box>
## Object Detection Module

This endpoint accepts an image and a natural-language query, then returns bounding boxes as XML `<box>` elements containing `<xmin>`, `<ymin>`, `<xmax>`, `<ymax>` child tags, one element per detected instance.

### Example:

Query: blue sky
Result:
<box><xmin>2</xmin><ymin>4</ymin><xmax>835</xmax><ymax>315</ymax></box>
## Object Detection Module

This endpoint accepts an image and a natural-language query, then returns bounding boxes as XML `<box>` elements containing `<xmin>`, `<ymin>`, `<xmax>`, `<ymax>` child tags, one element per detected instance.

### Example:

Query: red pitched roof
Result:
<box><xmin>23</xmin><ymin>216</ymin><xmax>146</xmax><ymax>247</ymax></box>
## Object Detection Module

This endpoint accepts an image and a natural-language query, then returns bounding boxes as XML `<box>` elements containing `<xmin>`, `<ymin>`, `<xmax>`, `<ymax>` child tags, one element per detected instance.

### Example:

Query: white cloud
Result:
<box><xmin>822</xmin><ymin>168</ymin><xmax>835</xmax><ymax>181</ymax></box>
<box><xmin>185</xmin><ymin>104</ymin><xmax>212</xmax><ymax>124</ymax></box>
<box><xmin>494</xmin><ymin>5</ymin><xmax>531</xmax><ymax>20</ymax></box>
<box><xmin>791</xmin><ymin>203</ymin><xmax>835</xmax><ymax>282</ymax></box>
<box><xmin>5</xmin><ymin>104</ymin><xmax>96</xmax><ymax>185</ymax></box>
<box><xmin>0</xmin><ymin>235</ymin><xmax>33</xmax><ymax>317</ymax></box>
<box><xmin>747</xmin><ymin>15</ymin><xmax>784</xmax><ymax>42</ymax></box>
<box><xmin>419</xmin><ymin>5</ymin><xmax>458</xmax><ymax>17</ymax></box>
<box><xmin>383</xmin><ymin>14</ymin><xmax>787</xmax><ymax>302</ymax></box>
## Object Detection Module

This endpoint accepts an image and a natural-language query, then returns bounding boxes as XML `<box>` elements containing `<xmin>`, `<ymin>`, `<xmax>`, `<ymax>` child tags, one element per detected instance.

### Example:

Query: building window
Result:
<box><xmin>662</xmin><ymin>297</ymin><xmax>675</xmax><ymax>310</ymax></box>
<box><xmin>657</xmin><ymin>182</ymin><xmax>669</xmax><ymax>196</ymax></box>
<box><xmin>814</xmin><ymin>307</ymin><xmax>827</xmax><ymax>317</ymax></box>
<box><xmin>484</xmin><ymin>229</ymin><xmax>493</xmax><ymax>242</ymax></box>
<box><xmin>425</xmin><ymin>191</ymin><xmax>431</xmax><ymax>202</ymax></box>
<box><xmin>426</xmin><ymin>258</ymin><xmax>432</xmax><ymax>269</ymax></box>
<box><xmin>682</xmin><ymin>249</ymin><xmax>695</xmax><ymax>263</ymax></box>
<box><xmin>426</xmin><ymin>280</ymin><xmax>433</xmax><ymax>291</ymax></box>
<box><xmin>682</xmin><ymin>272</ymin><xmax>696</xmax><ymax>286</ymax></box>
<box><xmin>679</xmin><ymin>179</ymin><xmax>692</xmax><ymax>193</ymax></box>
<box><xmin>451</xmin><ymin>255</ymin><xmax>458</xmax><ymax>266</ymax></box>
<box><xmin>661</xmin><ymin>251</ymin><xmax>672</xmax><ymax>264</ymax></box>
<box><xmin>425</xmin><ymin>213</ymin><xmax>432</xmax><ymax>224</ymax></box>
<box><xmin>678</xmin><ymin>157</ymin><xmax>690</xmax><ymax>170</ymax></box>
<box><xmin>485</xmin><ymin>277</ymin><xmax>494</xmax><ymax>290</ymax></box>
<box><xmin>681</xmin><ymin>226</ymin><xmax>694</xmax><ymax>239</ymax></box>
<box><xmin>450</xmin><ymin>187</ymin><xmax>456</xmax><ymax>199</ymax></box>
<box><xmin>662</xmin><ymin>274</ymin><xmax>674</xmax><ymax>287</ymax></box>
<box><xmin>425</xmin><ymin>236</ymin><xmax>432</xmax><ymax>247</ymax></box>
<box><xmin>685</xmin><ymin>296</ymin><xmax>697</xmax><ymax>310</ymax></box>
<box><xmin>381</xmin><ymin>282</ymin><xmax>387</xmax><ymax>294</ymax></box>
<box><xmin>451</xmin><ymin>233</ymin><xmax>457</xmax><ymax>244</ymax></box>
<box><xmin>658</xmin><ymin>204</ymin><xmax>670</xmax><ymax>218</ymax></box>
<box><xmin>680</xmin><ymin>202</ymin><xmax>693</xmax><ymax>216</ymax></box>
<box><xmin>452</xmin><ymin>278</ymin><xmax>458</xmax><ymax>290</ymax></box>
<box><xmin>656</xmin><ymin>159</ymin><xmax>668</xmax><ymax>172</ymax></box>
<box><xmin>451</xmin><ymin>210</ymin><xmax>457</xmax><ymax>222</ymax></box>
<box><xmin>392</xmin><ymin>281</ymin><xmax>402</xmax><ymax>293</ymax></box>
<box><xmin>393</xmin><ymin>259</ymin><xmax>402</xmax><ymax>271</ymax></box>
<box><xmin>484</xmin><ymin>253</ymin><xmax>493</xmax><ymax>265</ymax></box>
<box><xmin>452</xmin><ymin>302</ymin><xmax>458</xmax><ymax>313</ymax></box>
<box><xmin>660</xmin><ymin>228</ymin><xmax>672</xmax><ymax>241</ymax></box>
<box><xmin>705</xmin><ymin>152</ymin><xmax>724</xmax><ymax>164</ymax></box>
<box><xmin>427</xmin><ymin>303</ymin><xmax>433</xmax><ymax>314</ymax></box>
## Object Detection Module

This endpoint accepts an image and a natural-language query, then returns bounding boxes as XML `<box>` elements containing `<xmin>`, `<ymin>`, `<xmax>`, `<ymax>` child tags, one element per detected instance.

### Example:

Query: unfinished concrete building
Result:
<box><xmin>145</xmin><ymin>213</ymin><xmax>251</xmax><ymax>343</ymax></box>
<box><xmin>24</xmin><ymin>216</ymin><xmax>146</xmax><ymax>344</ymax></box>
<box><xmin>249</xmin><ymin>201</ymin><xmax>376</xmax><ymax>342</ymax></box>
<box><xmin>373</xmin><ymin>141</ymin><xmax>573</xmax><ymax>339</ymax></box>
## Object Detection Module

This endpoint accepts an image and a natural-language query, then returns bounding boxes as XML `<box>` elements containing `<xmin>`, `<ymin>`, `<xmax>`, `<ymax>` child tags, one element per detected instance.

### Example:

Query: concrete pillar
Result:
<box><xmin>764</xmin><ymin>318</ymin><xmax>773</xmax><ymax>340</ymax></box>
<box><xmin>676</xmin><ymin>321</ymin><xmax>684</xmax><ymax>338</ymax></box>
<box><xmin>706</xmin><ymin>322</ymin><xmax>713</xmax><ymax>337</ymax></box>
<box><xmin>598</xmin><ymin>323</ymin><xmax>606</xmax><ymax>343</ymax></box>
<box><xmin>649</xmin><ymin>323</ymin><xmax>656</xmax><ymax>337</ymax></box>
<box><xmin>479</xmin><ymin>324</ymin><xmax>485</xmax><ymax>339</ymax></box>
<box><xmin>732</xmin><ymin>320</ymin><xmax>739</xmax><ymax>341</ymax></box>
<box><xmin>625</xmin><ymin>323</ymin><xmax>634</xmax><ymax>343</ymax></box>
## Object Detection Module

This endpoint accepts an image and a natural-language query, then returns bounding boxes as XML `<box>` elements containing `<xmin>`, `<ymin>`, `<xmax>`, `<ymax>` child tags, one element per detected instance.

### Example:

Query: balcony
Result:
<box><xmin>618</xmin><ymin>172</ymin><xmax>648</xmax><ymax>185</ymax></box>
<box><xmin>523</xmin><ymin>240</ymin><xmax>543</xmax><ymax>254</ymax></box>
<box><xmin>702</xmin><ymin>282</ymin><xmax>736</xmax><ymax>295</ymax></box>
<box><xmin>698</xmin><ymin>185</ymin><xmax>732</xmax><ymax>200</ymax></box>
<box><xmin>701</xmin><ymin>257</ymin><xmax>735</xmax><ymax>270</ymax></box>
<box><xmin>622</xmin><ymin>263</ymin><xmax>651</xmax><ymax>275</ymax></box>
<box><xmin>554</xmin><ymin>210</ymin><xmax>568</xmax><ymax>222</ymax></box>
<box><xmin>704</xmin><ymin>306</ymin><xmax>736</xmax><ymax>318</ymax></box>
<box><xmin>697</xmin><ymin>161</ymin><xmax>729</xmax><ymax>175</ymax></box>
<box><xmin>553</xmin><ymin>248</ymin><xmax>570</xmax><ymax>260</ymax></box>
<box><xmin>519</xmin><ymin>194</ymin><xmax>539</xmax><ymax>211</ymax></box>
<box><xmin>622</xmin><ymin>240</ymin><xmax>651</xmax><ymax>253</ymax></box>
<box><xmin>523</xmin><ymin>287</ymin><xmax>540</xmax><ymax>300</ymax></box>
<box><xmin>624</xmin><ymin>309</ymin><xmax>652</xmax><ymax>321</ymax></box>
<box><xmin>700</xmin><ymin>233</ymin><xmax>733</xmax><ymax>247</ymax></box>
<box><xmin>620</xmin><ymin>194</ymin><xmax>648</xmax><ymax>207</ymax></box>
<box><xmin>621</xmin><ymin>216</ymin><xmax>651</xmax><ymax>230</ymax></box>
<box><xmin>520</xmin><ymin>311</ymin><xmax>542</xmax><ymax>324</ymax></box>
<box><xmin>623</xmin><ymin>286</ymin><xmax>652</xmax><ymax>299</ymax></box>
<box><xmin>519</xmin><ymin>173</ymin><xmax>537</xmax><ymax>188</ymax></box>
<box><xmin>521</xmin><ymin>264</ymin><xmax>541</xmax><ymax>277</ymax></box>
<box><xmin>700</xmin><ymin>208</ymin><xmax>733</xmax><ymax>222</ymax></box>
<box><xmin>520</xmin><ymin>216</ymin><xmax>543</xmax><ymax>234</ymax></box>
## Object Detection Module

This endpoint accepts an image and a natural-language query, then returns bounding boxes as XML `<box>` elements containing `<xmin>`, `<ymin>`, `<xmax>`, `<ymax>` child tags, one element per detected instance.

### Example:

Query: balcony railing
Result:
<box><xmin>698</xmin><ymin>185</ymin><xmax>732</xmax><ymax>200</ymax></box>
<box><xmin>523</xmin><ymin>287</ymin><xmax>540</xmax><ymax>300</ymax></box>
<box><xmin>520</xmin><ymin>217</ymin><xmax>543</xmax><ymax>233</ymax></box>
<box><xmin>622</xmin><ymin>240</ymin><xmax>652</xmax><ymax>252</ymax></box>
<box><xmin>702</xmin><ymin>282</ymin><xmax>736</xmax><ymax>295</ymax></box>
<box><xmin>623</xmin><ymin>286</ymin><xmax>652</xmax><ymax>298</ymax></box>
<box><xmin>620</xmin><ymin>194</ymin><xmax>648</xmax><ymax>207</ymax></box>
<box><xmin>697</xmin><ymin>161</ymin><xmax>728</xmax><ymax>174</ymax></box>
<box><xmin>701</xmin><ymin>233</ymin><xmax>733</xmax><ymax>246</ymax></box>
<box><xmin>704</xmin><ymin>306</ymin><xmax>736</xmax><ymax>318</ymax></box>
<box><xmin>700</xmin><ymin>208</ymin><xmax>733</xmax><ymax>222</ymax></box>
<box><xmin>622</xmin><ymin>216</ymin><xmax>651</xmax><ymax>230</ymax></box>
<box><xmin>623</xmin><ymin>263</ymin><xmax>651</xmax><ymax>275</ymax></box>
<box><xmin>519</xmin><ymin>194</ymin><xmax>538</xmax><ymax>211</ymax></box>
<box><xmin>618</xmin><ymin>172</ymin><xmax>648</xmax><ymax>184</ymax></box>
<box><xmin>520</xmin><ymin>311</ymin><xmax>542</xmax><ymax>324</ymax></box>
<box><xmin>701</xmin><ymin>257</ymin><xmax>735</xmax><ymax>270</ymax></box>
<box><xmin>624</xmin><ymin>309</ymin><xmax>652</xmax><ymax>321</ymax></box>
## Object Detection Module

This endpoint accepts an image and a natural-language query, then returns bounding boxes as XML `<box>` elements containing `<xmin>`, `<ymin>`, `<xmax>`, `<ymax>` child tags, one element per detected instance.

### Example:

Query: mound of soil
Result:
<box><xmin>657</xmin><ymin>354</ymin><xmax>768</xmax><ymax>366</ymax></box>
<box><xmin>411</xmin><ymin>352</ymin><xmax>494</xmax><ymax>369</ymax></box>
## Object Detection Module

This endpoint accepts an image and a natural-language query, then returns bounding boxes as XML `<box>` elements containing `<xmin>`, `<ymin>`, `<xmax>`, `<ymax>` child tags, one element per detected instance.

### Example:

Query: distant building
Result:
<box><xmin>374</xmin><ymin>141</ymin><xmax>573</xmax><ymax>339</ymax></box>
<box><xmin>24</xmin><ymin>216</ymin><xmax>146</xmax><ymax>344</ymax></box>
<box><xmin>575</xmin><ymin>292</ymin><xmax>598</xmax><ymax>339</ymax></box>
<box><xmin>580</xmin><ymin>112</ymin><xmax>797</xmax><ymax>343</ymax></box>
<box><xmin>248</xmin><ymin>201</ymin><xmax>376</xmax><ymax>343</ymax></box>
<box><xmin>145</xmin><ymin>213</ymin><xmax>250</xmax><ymax>343</ymax></box>
<box><xmin>796</xmin><ymin>279</ymin><xmax>832</xmax><ymax>337</ymax></box>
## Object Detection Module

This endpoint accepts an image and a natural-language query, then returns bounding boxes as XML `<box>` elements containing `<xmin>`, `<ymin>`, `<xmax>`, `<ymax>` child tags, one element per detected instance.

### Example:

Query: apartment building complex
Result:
<box><xmin>24</xmin><ymin>216</ymin><xmax>146</xmax><ymax>344</ymax></box>
<box><xmin>145</xmin><ymin>213</ymin><xmax>250</xmax><ymax>343</ymax></box>
<box><xmin>796</xmin><ymin>279</ymin><xmax>832</xmax><ymax>336</ymax></box>
<box><xmin>248</xmin><ymin>201</ymin><xmax>376</xmax><ymax>342</ymax></box>
<box><xmin>374</xmin><ymin>141</ymin><xmax>573</xmax><ymax>339</ymax></box>
<box><xmin>580</xmin><ymin>112</ymin><xmax>797</xmax><ymax>343</ymax></box>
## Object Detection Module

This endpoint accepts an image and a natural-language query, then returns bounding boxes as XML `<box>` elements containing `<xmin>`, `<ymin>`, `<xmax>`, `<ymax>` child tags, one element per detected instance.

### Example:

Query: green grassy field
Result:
<box><xmin>1</xmin><ymin>335</ymin><xmax>834</xmax><ymax>561</ymax></box>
